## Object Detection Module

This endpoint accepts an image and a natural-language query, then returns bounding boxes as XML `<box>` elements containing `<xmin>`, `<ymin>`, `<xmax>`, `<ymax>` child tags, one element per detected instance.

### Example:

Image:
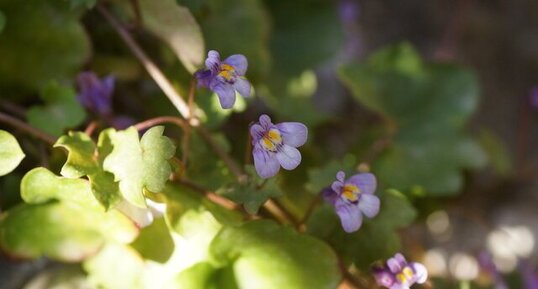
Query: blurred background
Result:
<box><xmin>1</xmin><ymin>0</ymin><xmax>538</xmax><ymax>288</ymax></box>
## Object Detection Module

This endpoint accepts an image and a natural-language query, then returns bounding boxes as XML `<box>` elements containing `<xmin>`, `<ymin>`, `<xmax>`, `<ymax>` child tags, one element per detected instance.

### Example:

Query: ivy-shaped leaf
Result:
<box><xmin>103</xmin><ymin>126</ymin><xmax>176</xmax><ymax>208</ymax></box>
<box><xmin>27</xmin><ymin>82</ymin><xmax>86</xmax><ymax>137</ymax></box>
<box><xmin>218</xmin><ymin>166</ymin><xmax>282</xmax><ymax>214</ymax></box>
<box><xmin>339</xmin><ymin>43</ymin><xmax>487</xmax><ymax>195</ymax></box>
<box><xmin>139</xmin><ymin>0</ymin><xmax>204</xmax><ymax>73</ymax></box>
<box><xmin>131</xmin><ymin>217</ymin><xmax>174</xmax><ymax>263</ymax></box>
<box><xmin>0</xmin><ymin>130</ymin><xmax>25</xmax><ymax>176</ymax></box>
<box><xmin>307</xmin><ymin>189</ymin><xmax>417</xmax><ymax>269</ymax></box>
<box><xmin>54</xmin><ymin>131</ymin><xmax>121</xmax><ymax>209</ymax></box>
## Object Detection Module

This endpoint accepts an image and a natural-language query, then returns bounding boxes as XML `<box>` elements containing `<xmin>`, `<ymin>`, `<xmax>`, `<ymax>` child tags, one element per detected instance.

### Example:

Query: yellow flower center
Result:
<box><xmin>261</xmin><ymin>128</ymin><xmax>282</xmax><ymax>152</ymax></box>
<box><xmin>341</xmin><ymin>184</ymin><xmax>360</xmax><ymax>202</ymax></box>
<box><xmin>396</xmin><ymin>267</ymin><xmax>414</xmax><ymax>284</ymax></box>
<box><xmin>218</xmin><ymin>64</ymin><xmax>236</xmax><ymax>81</ymax></box>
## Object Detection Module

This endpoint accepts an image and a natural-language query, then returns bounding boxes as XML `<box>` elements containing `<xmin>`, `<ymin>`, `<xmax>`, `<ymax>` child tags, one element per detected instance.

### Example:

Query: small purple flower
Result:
<box><xmin>372</xmin><ymin>253</ymin><xmax>428</xmax><ymax>289</ymax></box>
<box><xmin>478</xmin><ymin>251</ymin><xmax>508</xmax><ymax>289</ymax></box>
<box><xmin>76</xmin><ymin>71</ymin><xmax>115</xmax><ymax>116</ymax></box>
<box><xmin>249</xmin><ymin>114</ymin><xmax>307</xmax><ymax>179</ymax></box>
<box><xmin>520</xmin><ymin>260</ymin><xmax>538</xmax><ymax>289</ymax></box>
<box><xmin>323</xmin><ymin>171</ymin><xmax>379</xmax><ymax>233</ymax></box>
<box><xmin>194</xmin><ymin>50</ymin><xmax>251</xmax><ymax>109</ymax></box>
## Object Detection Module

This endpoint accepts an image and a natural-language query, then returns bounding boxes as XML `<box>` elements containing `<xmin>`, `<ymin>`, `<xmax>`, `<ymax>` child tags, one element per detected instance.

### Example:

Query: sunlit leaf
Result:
<box><xmin>139</xmin><ymin>0</ymin><xmax>204</xmax><ymax>73</ymax></box>
<box><xmin>0</xmin><ymin>130</ymin><xmax>25</xmax><ymax>176</ymax></box>
<box><xmin>103</xmin><ymin>126</ymin><xmax>176</xmax><ymax>208</ymax></box>
<box><xmin>209</xmin><ymin>220</ymin><xmax>341</xmax><ymax>289</ymax></box>
<box><xmin>84</xmin><ymin>243</ymin><xmax>145</xmax><ymax>289</ymax></box>
<box><xmin>131</xmin><ymin>217</ymin><xmax>174</xmax><ymax>263</ymax></box>
<box><xmin>55</xmin><ymin>131</ymin><xmax>121</xmax><ymax>209</ymax></box>
<box><xmin>27</xmin><ymin>82</ymin><xmax>86</xmax><ymax>137</ymax></box>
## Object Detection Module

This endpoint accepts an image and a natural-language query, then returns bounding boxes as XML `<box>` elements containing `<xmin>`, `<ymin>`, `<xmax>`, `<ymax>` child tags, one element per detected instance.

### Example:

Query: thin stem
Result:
<box><xmin>0</xmin><ymin>112</ymin><xmax>56</xmax><ymax>145</ymax></box>
<box><xmin>133</xmin><ymin>116</ymin><xmax>188</xmax><ymax>132</ymax></box>
<box><xmin>177</xmin><ymin>178</ymin><xmax>248</xmax><ymax>216</ymax></box>
<box><xmin>97</xmin><ymin>4</ymin><xmax>196</xmax><ymax>123</ymax></box>
<box><xmin>84</xmin><ymin>121</ymin><xmax>99</xmax><ymax>137</ymax></box>
<box><xmin>264</xmin><ymin>198</ymin><xmax>300</xmax><ymax>229</ymax></box>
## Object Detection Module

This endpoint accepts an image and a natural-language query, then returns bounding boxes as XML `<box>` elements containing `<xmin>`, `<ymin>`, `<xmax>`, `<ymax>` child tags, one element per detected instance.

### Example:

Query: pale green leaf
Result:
<box><xmin>0</xmin><ymin>130</ymin><xmax>24</xmax><ymax>176</ymax></box>
<box><xmin>131</xmin><ymin>217</ymin><xmax>174</xmax><ymax>263</ymax></box>
<box><xmin>139</xmin><ymin>0</ymin><xmax>204</xmax><ymax>73</ymax></box>
<box><xmin>103</xmin><ymin>126</ymin><xmax>175</xmax><ymax>208</ymax></box>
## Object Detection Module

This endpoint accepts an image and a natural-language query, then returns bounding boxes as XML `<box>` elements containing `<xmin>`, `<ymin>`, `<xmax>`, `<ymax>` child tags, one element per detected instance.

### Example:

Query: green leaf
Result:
<box><xmin>139</xmin><ymin>0</ymin><xmax>204</xmax><ymax>73</ymax></box>
<box><xmin>339</xmin><ymin>43</ymin><xmax>486</xmax><ymax>195</ymax></box>
<box><xmin>21</xmin><ymin>167</ymin><xmax>100</xmax><ymax>210</ymax></box>
<box><xmin>103</xmin><ymin>126</ymin><xmax>176</xmax><ymax>208</ymax></box>
<box><xmin>0</xmin><ymin>130</ymin><xmax>24</xmax><ymax>176</ymax></box>
<box><xmin>27</xmin><ymin>82</ymin><xmax>86</xmax><ymax>137</ymax></box>
<box><xmin>54</xmin><ymin>131</ymin><xmax>121</xmax><ymax>209</ymax></box>
<box><xmin>169</xmin><ymin>262</ymin><xmax>219</xmax><ymax>289</ymax></box>
<box><xmin>131</xmin><ymin>217</ymin><xmax>174</xmax><ymax>263</ymax></box>
<box><xmin>209</xmin><ymin>220</ymin><xmax>341</xmax><ymax>289</ymax></box>
<box><xmin>218</xmin><ymin>166</ymin><xmax>282</xmax><ymax>214</ymax></box>
<box><xmin>307</xmin><ymin>190</ymin><xmax>416</xmax><ymax>269</ymax></box>
<box><xmin>0</xmin><ymin>0</ymin><xmax>90</xmax><ymax>91</ymax></box>
<box><xmin>84</xmin><ymin>243</ymin><xmax>145</xmax><ymax>289</ymax></box>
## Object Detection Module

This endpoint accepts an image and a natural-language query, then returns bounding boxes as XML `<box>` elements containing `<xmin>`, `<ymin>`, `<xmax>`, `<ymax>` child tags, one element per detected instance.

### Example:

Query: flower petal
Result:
<box><xmin>249</xmin><ymin>123</ymin><xmax>265</xmax><ymax>143</ymax></box>
<box><xmin>389</xmin><ymin>284</ymin><xmax>410</xmax><ymax>289</ymax></box>
<box><xmin>102</xmin><ymin>75</ymin><xmax>115</xmax><ymax>100</ymax></box>
<box><xmin>194</xmin><ymin>69</ymin><xmax>213</xmax><ymax>88</ymax></box>
<box><xmin>322</xmin><ymin>187</ymin><xmax>338</xmax><ymax>206</ymax></box>
<box><xmin>205</xmin><ymin>50</ymin><xmax>221</xmax><ymax>73</ymax></box>
<box><xmin>259</xmin><ymin>114</ymin><xmax>273</xmax><ymax>129</ymax></box>
<box><xmin>335</xmin><ymin>198</ymin><xmax>362</xmax><ymax>233</ymax></box>
<box><xmin>387</xmin><ymin>256</ymin><xmax>404</xmax><ymax>273</ymax></box>
<box><xmin>336</xmin><ymin>171</ymin><xmax>346</xmax><ymax>182</ymax></box>
<box><xmin>276</xmin><ymin>144</ymin><xmax>302</xmax><ymax>170</ymax></box>
<box><xmin>223</xmin><ymin>54</ymin><xmax>248</xmax><ymax>75</ymax></box>
<box><xmin>358</xmin><ymin>194</ymin><xmax>380</xmax><ymax>218</ymax></box>
<box><xmin>212</xmin><ymin>82</ymin><xmax>236</xmax><ymax>109</ymax></box>
<box><xmin>331</xmin><ymin>180</ymin><xmax>343</xmax><ymax>194</ymax></box>
<box><xmin>233</xmin><ymin>77</ymin><xmax>251</xmax><ymax>97</ymax></box>
<box><xmin>347</xmin><ymin>173</ymin><xmax>377</xmax><ymax>194</ymax></box>
<box><xmin>411</xmin><ymin>262</ymin><xmax>428</xmax><ymax>284</ymax></box>
<box><xmin>372</xmin><ymin>267</ymin><xmax>395</xmax><ymax>288</ymax></box>
<box><xmin>253</xmin><ymin>146</ymin><xmax>280</xmax><ymax>179</ymax></box>
<box><xmin>276</xmin><ymin>122</ymin><xmax>308</xmax><ymax>147</ymax></box>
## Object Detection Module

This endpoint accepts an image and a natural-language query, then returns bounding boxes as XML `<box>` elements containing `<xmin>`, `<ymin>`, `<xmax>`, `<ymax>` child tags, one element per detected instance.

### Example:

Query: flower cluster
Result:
<box><xmin>323</xmin><ymin>171</ymin><xmax>380</xmax><ymax>232</ymax></box>
<box><xmin>195</xmin><ymin>50</ymin><xmax>251</xmax><ymax>109</ymax></box>
<box><xmin>372</xmin><ymin>253</ymin><xmax>428</xmax><ymax>289</ymax></box>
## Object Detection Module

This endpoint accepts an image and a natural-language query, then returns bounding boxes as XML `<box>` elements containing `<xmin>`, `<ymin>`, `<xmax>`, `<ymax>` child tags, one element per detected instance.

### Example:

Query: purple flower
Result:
<box><xmin>323</xmin><ymin>171</ymin><xmax>379</xmax><ymax>233</ymax></box>
<box><xmin>478</xmin><ymin>251</ymin><xmax>508</xmax><ymax>289</ymax></box>
<box><xmin>249</xmin><ymin>114</ymin><xmax>307</xmax><ymax>179</ymax></box>
<box><xmin>520</xmin><ymin>260</ymin><xmax>538</xmax><ymax>289</ymax></box>
<box><xmin>372</xmin><ymin>253</ymin><xmax>428</xmax><ymax>289</ymax></box>
<box><xmin>194</xmin><ymin>50</ymin><xmax>251</xmax><ymax>109</ymax></box>
<box><xmin>76</xmin><ymin>71</ymin><xmax>115</xmax><ymax>116</ymax></box>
